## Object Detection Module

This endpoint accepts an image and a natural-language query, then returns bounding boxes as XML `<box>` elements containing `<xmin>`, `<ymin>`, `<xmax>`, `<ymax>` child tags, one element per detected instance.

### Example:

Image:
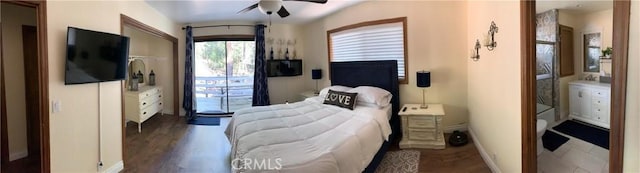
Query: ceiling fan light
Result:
<box><xmin>259</xmin><ymin>0</ymin><xmax>282</xmax><ymax>14</ymax></box>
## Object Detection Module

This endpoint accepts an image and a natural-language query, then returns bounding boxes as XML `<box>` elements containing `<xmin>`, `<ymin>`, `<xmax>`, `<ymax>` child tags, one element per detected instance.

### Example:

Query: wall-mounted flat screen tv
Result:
<box><xmin>65</xmin><ymin>27</ymin><xmax>130</xmax><ymax>85</ymax></box>
<box><xmin>267</xmin><ymin>60</ymin><xmax>302</xmax><ymax>77</ymax></box>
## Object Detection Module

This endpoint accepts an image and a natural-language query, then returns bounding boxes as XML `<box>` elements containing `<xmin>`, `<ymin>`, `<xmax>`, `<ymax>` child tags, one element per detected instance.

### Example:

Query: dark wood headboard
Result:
<box><xmin>330</xmin><ymin>60</ymin><xmax>401</xmax><ymax>136</ymax></box>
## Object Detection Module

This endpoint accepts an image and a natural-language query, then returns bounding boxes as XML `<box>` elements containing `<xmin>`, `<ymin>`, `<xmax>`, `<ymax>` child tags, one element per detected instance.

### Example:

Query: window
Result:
<box><xmin>328</xmin><ymin>17</ymin><xmax>408</xmax><ymax>83</ymax></box>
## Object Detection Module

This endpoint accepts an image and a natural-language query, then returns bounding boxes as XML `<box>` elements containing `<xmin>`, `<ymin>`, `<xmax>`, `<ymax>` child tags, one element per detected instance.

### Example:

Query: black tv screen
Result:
<box><xmin>65</xmin><ymin>27</ymin><xmax>130</xmax><ymax>85</ymax></box>
<box><xmin>267</xmin><ymin>60</ymin><xmax>302</xmax><ymax>77</ymax></box>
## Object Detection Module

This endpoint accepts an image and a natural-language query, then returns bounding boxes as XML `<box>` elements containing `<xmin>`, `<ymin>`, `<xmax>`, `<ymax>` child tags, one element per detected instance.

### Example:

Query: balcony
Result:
<box><xmin>195</xmin><ymin>76</ymin><xmax>253</xmax><ymax>114</ymax></box>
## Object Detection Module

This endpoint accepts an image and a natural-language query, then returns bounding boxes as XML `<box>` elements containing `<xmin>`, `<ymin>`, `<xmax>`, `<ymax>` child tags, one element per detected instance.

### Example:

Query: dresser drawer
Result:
<box><xmin>140</xmin><ymin>101</ymin><xmax>162</xmax><ymax>122</ymax></box>
<box><xmin>591</xmin><ymin>90</ymin><xmax>609</xmax><ymax>98</ymax></box>
<box><xmin>592</xmin><ymin>104</ymin><xmax>608</xmax><ymax>116</ymax></box>
<box><xmin>140</xmin><ymin>93</ymin><xmax>163</xmax><ymax>108</ymax></box>
<box><xmin>408</xmin><ymin>116</ymin><xmax>439</xmax><ymax>128</ymax></box>
<box><xmin>139</xmin><ymin>87</ymin><xmax>162</xmax><ymax>100</ymax></box>
<box><xmin>408</xmin><ymin>128</ymin><xmax>437</xmax><ymax>141</ymax></box>
<box><xmin>592</xmin><ymin>96</ymin><xmax>608</xmax><ymax>106</ymax></box>
<box><xmin>592</xmin><ymin>103</ymin><xmax>608</xmax><ymax>113</ymax></box>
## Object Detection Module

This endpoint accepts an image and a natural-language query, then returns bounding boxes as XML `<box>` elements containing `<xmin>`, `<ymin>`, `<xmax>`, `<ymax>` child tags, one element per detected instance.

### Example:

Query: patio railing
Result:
<box><xmin>195</xmin><ymin>76</ymin><xmax>253</xmax><ymax>113</ymax></box>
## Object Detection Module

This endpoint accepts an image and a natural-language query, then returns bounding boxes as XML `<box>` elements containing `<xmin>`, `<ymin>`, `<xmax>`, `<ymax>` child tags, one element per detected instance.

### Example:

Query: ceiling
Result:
<box><xmin>536</xmin><ymin>0</ymin><xmax>613</xmax><ymax>14</ymax></box>
<box><xmin>145</xmin><ymin>0</ymin><xmax>364</xmax><ymax>24</ymax></box>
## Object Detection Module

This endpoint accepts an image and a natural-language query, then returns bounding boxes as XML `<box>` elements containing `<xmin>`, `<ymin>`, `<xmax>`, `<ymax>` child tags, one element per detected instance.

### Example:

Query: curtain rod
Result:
<box><xmin>181</xmin><ymin>24</ymin><xmax>267</xmax><ymax>30</ymax></box>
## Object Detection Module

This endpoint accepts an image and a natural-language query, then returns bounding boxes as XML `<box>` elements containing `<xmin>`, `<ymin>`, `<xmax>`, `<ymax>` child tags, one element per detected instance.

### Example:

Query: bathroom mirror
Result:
<box><xmin>129</xmin><ymin>59</ymin><xmax>145</xmax><ymax>81</ymax></box>
<box><xmin>583</xmin><ymin>32</ymin><xmax>601</xmax><ymax>73</ymax></box>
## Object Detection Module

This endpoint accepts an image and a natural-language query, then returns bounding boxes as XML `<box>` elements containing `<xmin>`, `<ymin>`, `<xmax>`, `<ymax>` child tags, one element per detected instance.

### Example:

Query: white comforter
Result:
<box><xmin>225</xmin><ymin>98</ymin><xmax>391</xmax><ymax>173</ymax></box>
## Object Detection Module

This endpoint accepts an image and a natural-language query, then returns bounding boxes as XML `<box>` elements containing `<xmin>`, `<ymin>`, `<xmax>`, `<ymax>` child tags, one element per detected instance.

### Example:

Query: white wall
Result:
<box><xmin>1</xmin><ymin>3</ymin><xmax>36</xmax><ymax>161</ymax></box>
<box><xmin>123</xmin><ymin>26</ymin><xmax>175</xmax><ymax>114</ymax></box>
<box><xmin>191</xmin><ymin>21</ymin><xmax>306</xmax><ymax>104</ymax></box>
<box><xmin>624</xmin><ymin>1</ymin><xmax>639</xmax><ymax>172</ymax></box>
<box><xmin>46</xmin><ymin>1</ymin><xmax>183</xmax><ymax>172</ymax></box>
<box><xmin>467</xmin><ymin>1</ymin><xmax>521</xmax><ymax>172</ymax></box>
<box><xmin>575</xmin><ymin>9</ymin><xmax>613</xmax><ymax>79</ymax></box>
<box><xmin>301</xmin><ymin>1</ymin><xmax>469</xmax><ymax>128</ymax></box>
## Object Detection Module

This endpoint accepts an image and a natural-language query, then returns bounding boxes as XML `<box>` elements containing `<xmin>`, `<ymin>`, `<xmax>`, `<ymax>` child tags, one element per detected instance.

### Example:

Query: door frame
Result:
<box><xmin>23</xmin><ymin>24</ymin><xmax>41</xmax><ymax>163</ymax></box>
<box><xmin>119</xmin><ymin>14</ymin><xmax>179</xmax><ymax>167</ymax></box>
<box><xmin>0</xmin><ymin>1</ymin><xmax>50</xmax><ymax>172</ymax></box>
<box><xmin>520</xmin><ymin>1</ymin><xmax>631</xmax><ymax>172</ymax></box>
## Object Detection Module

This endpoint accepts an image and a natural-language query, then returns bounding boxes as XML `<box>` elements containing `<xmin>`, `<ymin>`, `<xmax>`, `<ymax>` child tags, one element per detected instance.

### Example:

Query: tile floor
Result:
<box><xmin>538</xmin><ymin>120</ymin><xmax>609</xmax><ymax>173</ymax></box>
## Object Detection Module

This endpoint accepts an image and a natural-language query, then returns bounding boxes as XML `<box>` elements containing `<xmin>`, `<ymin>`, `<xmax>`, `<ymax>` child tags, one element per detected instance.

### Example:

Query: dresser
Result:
<box><xmin>399</xmin><ymin>104</ymin><xmax>445</xmax><ymax>149</ymax></box>
<box><xmin>569</xmin><ymin>80</ymin><xmax>611</xmax><ymax>129</ymax></box>
<box><xmin>125</xmin><ymin>86</ymin><xmax>163</xmax><ymax>133</ymax></box>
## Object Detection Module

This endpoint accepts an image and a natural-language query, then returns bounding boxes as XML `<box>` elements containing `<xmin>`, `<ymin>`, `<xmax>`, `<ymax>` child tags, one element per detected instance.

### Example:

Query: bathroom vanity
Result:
<box><xmin>568</xmin><ymin>80</ymin><xmax>611</xmax><ymax>129</ymax></box>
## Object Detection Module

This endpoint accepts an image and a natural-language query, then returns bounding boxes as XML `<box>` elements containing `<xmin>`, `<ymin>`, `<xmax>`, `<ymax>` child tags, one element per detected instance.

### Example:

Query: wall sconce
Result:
<box><xmin>485</xmin><ymin>21</ymin><xmax>499</xmax><ymax>51</ymax></box>
<box><xmin>471</xmin><ymin>39</ymin><xmax>481</xmax><ymax>61</ymax></box>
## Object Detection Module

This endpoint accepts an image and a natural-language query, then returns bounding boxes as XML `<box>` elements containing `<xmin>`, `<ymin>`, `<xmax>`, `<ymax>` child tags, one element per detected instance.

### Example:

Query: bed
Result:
<box><xmin>225</xmin><ymin>60</ymin><xmax>401</xmax><ymax>172</ymax></box>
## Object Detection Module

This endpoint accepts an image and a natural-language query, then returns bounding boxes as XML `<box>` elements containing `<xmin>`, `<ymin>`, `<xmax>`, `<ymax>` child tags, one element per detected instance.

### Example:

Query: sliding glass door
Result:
<box><xmin>194</xmin><ymin>40</ymin><xmax>255</xmax><ymax>114</ymax></box>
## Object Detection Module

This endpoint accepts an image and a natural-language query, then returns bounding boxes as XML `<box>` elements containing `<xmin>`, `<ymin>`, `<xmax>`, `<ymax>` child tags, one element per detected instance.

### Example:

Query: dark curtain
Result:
<box><xmin>252</xmin><ymin>24</ymin><xmax>270</xmax><ymax>106</ymax></box>
<box><xmin>183</xmin><ymin>26</ymin><xmax>197</xmax><ymax>121</ymax></box>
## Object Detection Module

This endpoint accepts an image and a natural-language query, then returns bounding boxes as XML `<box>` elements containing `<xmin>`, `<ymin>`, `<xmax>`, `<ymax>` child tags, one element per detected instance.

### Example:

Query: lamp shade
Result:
<box><xmin>258</xmin><ymin>1</ymin><xmax>282</xmax><ymax>14</ymax></box>
<box><xmin>312</xmin><ymin>69</ymin><xmax>322</xmax><ymax>80</ymax></box>
<box><xmin>417</xmin><ymin>71</ymin><xmax>431</xmax><ymax>88</ymax></box>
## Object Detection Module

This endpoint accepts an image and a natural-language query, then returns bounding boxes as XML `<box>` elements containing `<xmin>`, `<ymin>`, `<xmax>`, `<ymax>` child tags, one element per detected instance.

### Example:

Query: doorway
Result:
<box><xmin>194</xmin><ymin>37</ymin><xmax>255</xmax><ymax>115</ymax></box>
<box><xmin>119</xmin><ymin>14</ymin><xmax>179</xmax><ymax>168</ymax></box>
<box><xmin>0</xmin><ymin>1</ymin><xmax>50</xmax><ymax>173</ymax></box>
<box><xmin>521</xmin><ymin>0</ymin><xmax>631</xmax><ymax>172</ymax></box>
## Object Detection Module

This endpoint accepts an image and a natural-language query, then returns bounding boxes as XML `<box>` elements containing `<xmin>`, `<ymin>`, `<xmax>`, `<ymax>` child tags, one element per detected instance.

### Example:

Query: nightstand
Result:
<box><xmin>299</xmin><ymin>90</ymin><xmax>319</xmax><ymax>100</ymax></box>
<box><xmin>399</xmin><ymin>104</ymin><xmax>446</xmax><ymax>149</ymax></box>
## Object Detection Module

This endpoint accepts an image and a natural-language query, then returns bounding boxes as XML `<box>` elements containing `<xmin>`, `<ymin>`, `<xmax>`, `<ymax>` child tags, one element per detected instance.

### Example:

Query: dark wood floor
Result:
<box><xmin>389</xmin><ymin>134</ymin><xmax>491</xmax><ymax>173</ymax></box>
<box><xmin>123</xmin><ymin>114</ymin><xmax>490</xmax><ymax>173</ymax></box>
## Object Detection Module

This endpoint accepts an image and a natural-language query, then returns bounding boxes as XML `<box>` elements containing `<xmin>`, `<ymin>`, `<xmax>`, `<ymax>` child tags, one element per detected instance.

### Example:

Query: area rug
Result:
<box><xmin>553</xmin><ymin>120</ymin><xmax>609</xmax><ymax>149</ymax></box>
<box><xmin>542</xmin><ymin>130</ymin><xmax>569</xmax><ymax>151</ymax></box>
<box><xmin>187</xmin><ymin>117</ymin><xmax>220</xmax><ymax>126</ymax></box>
<box><xmin>375</xmin><ymin>150</ymin><xmax>420</xmax><ymax>173</ymax></box>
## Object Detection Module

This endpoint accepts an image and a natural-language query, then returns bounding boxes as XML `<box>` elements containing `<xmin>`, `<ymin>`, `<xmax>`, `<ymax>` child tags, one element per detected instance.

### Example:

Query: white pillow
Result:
<box><xmin>348</xmin><ymin>86</ymin><xmax>392</xmax><ymax>108</ymax></box>
<box><xmin>319</xmin><ymin>85</ymin><xmax>353</xmax><ymax>98</ymax></box>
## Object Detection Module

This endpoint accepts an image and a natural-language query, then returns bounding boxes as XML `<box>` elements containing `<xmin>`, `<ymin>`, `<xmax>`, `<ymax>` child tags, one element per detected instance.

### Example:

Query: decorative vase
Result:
<box><xmin>148</xmin><ymin>70</ymin><xmax>156</xmax><ymax>86</ymax></box>
<box><xmin>137</xmin><ymin>70</ymin><xmax>144</xmax><ymax>83</ymax></box>
<box><xmin>269</xmin><ymin>47</ymin><xmax>274</xmax><ymax>60</ymax></box>
<box><xmin>285</xmin><ymin>48</ymin><xmax>290</xmax><ymax>60</ymax></box>
<box><xmin>130</xmin><ymin>78</ymin><xmax>139</xmax><ymax>91</ymax></box>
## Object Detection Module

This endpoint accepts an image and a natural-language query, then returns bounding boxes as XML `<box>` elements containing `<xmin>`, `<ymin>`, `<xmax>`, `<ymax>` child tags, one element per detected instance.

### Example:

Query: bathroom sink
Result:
<box><xmin>600</xmin><ymin>76</ymin><xmax>611</xmax><ymax>84</ymax></box>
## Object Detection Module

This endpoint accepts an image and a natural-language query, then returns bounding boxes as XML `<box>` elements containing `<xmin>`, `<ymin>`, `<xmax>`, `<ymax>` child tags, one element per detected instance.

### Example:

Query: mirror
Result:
<box><xmin>583</xmin><ymin>32</ymin><xmax>602</xmax><ymax>72</ymax></box>
<box><xmin>129</xmin><ymin>59</ymin><xmax>145</xmax><ymax>82</ymax></box>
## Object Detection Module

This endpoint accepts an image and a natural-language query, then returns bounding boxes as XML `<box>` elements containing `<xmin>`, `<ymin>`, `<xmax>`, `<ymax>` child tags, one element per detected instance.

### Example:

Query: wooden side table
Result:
<box><xmin>399</xmin><ymin>104</ymin><xmax>446</xmax><ymax>149</ymax></box>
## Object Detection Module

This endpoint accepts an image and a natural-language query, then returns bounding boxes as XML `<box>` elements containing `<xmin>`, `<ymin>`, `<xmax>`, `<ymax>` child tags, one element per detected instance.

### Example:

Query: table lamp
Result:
<box><xmin>312</xmin><ymin>69</ymin><xmax>322</xmax><ymax>94</ymax></box>
<box><xmin>417</xmin><ymin>71</ymin><xmax>431</xmax><ymax>109</ymax></box>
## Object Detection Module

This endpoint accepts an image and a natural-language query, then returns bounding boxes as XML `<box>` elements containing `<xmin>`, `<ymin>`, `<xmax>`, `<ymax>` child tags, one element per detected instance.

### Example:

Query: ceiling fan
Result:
<box><xmin>237</xmin><ymin>0</ymin><xmax>328</xmax><ymax>18</ymax></box>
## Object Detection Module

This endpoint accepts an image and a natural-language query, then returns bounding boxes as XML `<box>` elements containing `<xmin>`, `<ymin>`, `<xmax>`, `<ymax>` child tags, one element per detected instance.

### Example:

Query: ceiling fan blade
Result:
<box><xmin>277</xmin><ymin>6</ymin><xmax>290</xmax><ymax>18</ymax></box>
<box><xmin>237</xmin><ymin>3</ymin><xmax>259</xmax><ymax>14</ymax></box>
<box><xmin>283</xmin><ymin>0</ymin><xmax>328</xmax><ymax>4</ymax></box>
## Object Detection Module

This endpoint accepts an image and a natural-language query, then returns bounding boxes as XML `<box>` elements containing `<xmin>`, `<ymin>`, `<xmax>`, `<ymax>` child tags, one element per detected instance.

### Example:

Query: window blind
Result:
<box><xmin>330</xmin><ymin>22</ymin><xmax>406</xmax><ymax>79</ymax></box>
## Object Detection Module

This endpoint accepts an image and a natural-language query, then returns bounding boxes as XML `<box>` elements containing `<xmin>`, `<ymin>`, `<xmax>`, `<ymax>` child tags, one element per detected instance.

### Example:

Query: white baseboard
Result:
<box><xmin>468</xmin><ymin>127</ymin><xmax>501</xmax><ymax>173</ymax></box>
<box><xmin>102</xmin><ymin>161</ymin><xmax>124</xmax><ymax>173</ymax></box>
<box><xmin>443</xmin><ymin>123</ymin><xmax>468</xmax><ymax>133</ymax></box>
<box><xmin>9</xmin><ymin>150</ymin><xmax>28</xmax><ymax>161</ymax></box>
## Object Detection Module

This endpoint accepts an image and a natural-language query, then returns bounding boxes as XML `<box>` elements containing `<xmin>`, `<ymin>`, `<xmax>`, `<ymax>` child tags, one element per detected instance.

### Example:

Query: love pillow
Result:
<box><xmin>323</xmin><ymin>89</ymin><xmax>358</xmax><ymax>110</ymax></box>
